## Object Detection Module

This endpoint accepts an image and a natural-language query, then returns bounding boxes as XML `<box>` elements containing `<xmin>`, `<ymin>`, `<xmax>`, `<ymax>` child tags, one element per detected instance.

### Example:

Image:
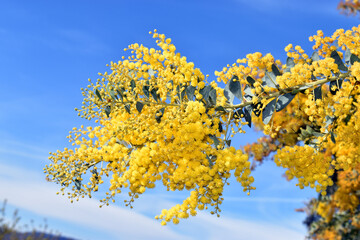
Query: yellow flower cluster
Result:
<box><xmin>46</xmin><ymin>23</ymin><xmax>360</xmax><ymax>226</ymax></box>
<box><xmin>45</xmin><ymin>30</ymin><xmax>254</xmax><ymax>224</ymax></box>
<box><xmin>275</xmin><ymin>145</ymin><xmax>334</xmax><ymax>194</ymax></box>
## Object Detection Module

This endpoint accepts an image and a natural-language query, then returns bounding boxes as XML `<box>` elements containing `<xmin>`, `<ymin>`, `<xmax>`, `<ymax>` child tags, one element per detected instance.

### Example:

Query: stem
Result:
<box><xmin>225</xmin><ymin>72</ymin><xmax>350</xmax><ymax>110</ymax></box>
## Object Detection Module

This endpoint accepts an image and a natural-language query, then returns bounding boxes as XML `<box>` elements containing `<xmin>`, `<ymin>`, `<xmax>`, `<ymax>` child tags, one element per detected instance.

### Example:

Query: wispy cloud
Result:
<box><xmin>0</xmin><ymin>139</ymin><xmax>309</xmax><ymax>240</ymax></box>
<box><xmin>0</xmin><ymin>163</ymin><xmax>189</xmax><ymax>240</ymax></box>
<box><xmin>44</xmin><ymin>28</ymin><xmax>111</xmax><ymax>55</ymax></box>
<box><xmin>194</xmin><ymin>212</ymin><xmax>305</xmax><ymax>240</ymax></box>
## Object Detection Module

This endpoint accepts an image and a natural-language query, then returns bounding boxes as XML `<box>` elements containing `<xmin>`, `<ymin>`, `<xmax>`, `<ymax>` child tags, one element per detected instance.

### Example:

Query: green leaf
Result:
<box><xmin>243</xmin><ymin>105</ymin><xmax>252</xmax><ymax>127</ymax></box>
<box><xmin>311</xmin><ymin>52</ymin><xmax>320</xmax><ymax>62</ymax></box>
<box><xmin>329</xmin><ymin>79</ymin><xmax>343</xmax><ymax>95</ymax></box>
<box><xmin>233</xmin><ymin>109</ymin><xmax>243</xmax><ymax>119</ymax></box>
<box><xmin>325</xmin><ymin>116</ymin><xmax>336</xmax><ymax>130</ymax></box>
<box><xmin>209</xmin><ymin>89</ymin><xmax>217</xmax><ymax>105</ymax></box>
<box><xmin>350</xmin><ymin>53</ymin><xmax>360</xmax><ymax>65</ymax></box>
<box><xmin>124</xmin><ymin>104</ymin><xmax>131</xmax><ymax>114</ymax></box>
<box><xmin>285</xmin><ymin>57</ymin><xmax>295</xmax><ymax>73</ymax></box>
<box><xmin>271</xmin><ymin>64</ymin><xmax>282</xmax><ymax>76</ymax></box>
<box><xmin>262</xmin><ymin>98</ymin><xmax>277</xmax><ymax>125</ymax></box>
<box><xmin>136</xmin><ymin>102</ymin><xmax>144</xmax><ymax>113</ymax></box>
<box><xmin>252</xmin><ymin>102</ymin><xmax>263</xmax><ymax>117</ymax></box>
<box><xmin>74</xmin><ymin>179</ymin><xmax>81</xmax><ymax>191</ymax></box>
<box><xmin>225</xmin><ymin>140</ymin><xmax>231</xmax><ymax>147</ymax></box>
<box><xmin>143</xmin><ymin>84</ymin><xmax>150</xmax><ymax>98</ymax></box>
<box><xmin>276</xmin><ymin>93</ymin><xmax>296</xmax><ymax>112</ymax></box>
<box><xmin>150</xmin><ymin>87</ymin><xmax>159</xmax><ymax>102</ymax></box>
<box><xmin>206</xmin><ymin>154</ymin><xmax>215</xmax><ymax>169</ymax></box>
<box><xmin>215</xmin><ymin>106</ymin><xmax>226</xmax><ymax>112</ymax></box>
<box><xmin>209</xmin><ymin>134</ymin><xmax>220</xmax><ymax>148</ymax></box>
<box><xmin>130</xmin><ymin>80</ymin><xmax>136</xmax><ymax>92</ymax></box>
<box><xmin>105</xmin><ymin>105</ymin><xmax>111</xmax><ymax>117</ymax></box>
<box><xmin>314</xmin><ymin>87</ymin><xmax>322</xmax><ymax>101</ymax></box>
<box><xmin>224</xmin><ymin>75</ymin><xmax>242</xmax><ymax>105</ymax></box>
<box><xmin>312</xmin><ymin>131</ymin><xmax>325</xmax><ymax>137</ymax></box>
<box><xmin>186</xmin><ymin>85</ymin><xmax>196</xmax><ymax>101</ymax></box>
<box><xmin>330</xmin><ymin>131</ymin><xmax>336</xmax><ymax>143</ymax></box>
<box><xmin>155</xmin><ymin>108</ymin><xmax>165</xmax><ymax>123</ymax></box>
<box><xmin>218</xmin><ymin>122</ymin><xmax>223</xmax><ymax>132</ymax></box>
<box><xmin>109</xmin><ymin>89</ymin><xmax>117</xmax><ymax>100</ymax></box>
<box><xmin>116</xmin><ymin>89</ymin><xmax>124</xmax><ymax>101</ymax></box>
<box><xmin>199</xmin><ymin>85</ymin><xmax>212</xmax><ymax>104</ymax></box>
<box><xmin>244</xmin><ymin>85</ymin><xmax>253</xmax><ymax>102</ymax></box>
<box><xmin>330</xmin><ymin>50</ymin><xmax>348</xmax><ymax>72</ymax></box>
<box><xmin>246</xmin><ymin>76</ymin><xmax>256</xmax><ymax>88</ymax></box>
<box><xmin>95</xmin><ymin>89</ymin><xmax>103</xmax><ymax>101</ymax></box>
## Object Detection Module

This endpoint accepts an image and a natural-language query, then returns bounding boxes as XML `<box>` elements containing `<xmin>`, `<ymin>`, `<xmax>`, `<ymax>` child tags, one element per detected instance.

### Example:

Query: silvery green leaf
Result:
<box><xmin>312</xmin><ymin>131</ymin><xmax>325</xmax><ymax>137</ymax></box>
<box><xmin>199</xmin><ymin>85</ymin><xmax>212</xmax><ymax>103</ymax></box>
<box><xmin>330</xmin><ymin>50</ymin><xmax>348</xmax><ymax>72</ymax></box>
<box><xmin>209</xmin><ymin>134</ymin><xmax>220</xmax><ymax>148</ymax></box>
<box><xmin>325</xmin><ymin>115</ymin><xmax>335</xmax><ymax>129</ymax></box>
<box><xmin>148</xmin><ymin>68</ymin><xmax>155</xmax><ymax>77</ymax></box>
<box><xmin>224</xmin><ymin>75</ymin><xmax>242</xmax><ymax>105</ymax></box>
<box><xmin>116</xmin><ymin>138</ymin><xmax>129</xmax><ymax>147</ymax></box>
<box><xmin>206</xmin><ymin>154</ymin><xmax>216</xmax><ymax>168</ymax></box>
<box><xmin>209</xmin><ymin>89</ymin><xmax>217</xmax><ymax>105</ymax></box>
<box><xmin>262</xmin><ymin>98</ymin><xmax>277</xmax><ymax>125</ymax></box>
<box><xmin>262</xmin><ymin>71</ymin><xmax>277</xmax><ymax>88</ymax></box>
<box><xmin>285</xmin><ymin>57</ymin><xmax>295</xmax><ymax>73</ymax></box>
<box><xmin>244</xmin><ymin>85</ymin><xmax>253</xmax><ymax>102</ymax></box>
<box><xmin>186</xmin><ymin>85</ymin><xmax>196</xmax><ymax>101</ymax></box>
<box><xmin>311</xmin><ymin>52</ymin><xmax>320</xmax><ymax>62</ymax></box>
<box><xmin>345</xmin><ymin>48</ymin><xmax>351</xmax><ymax>65</ymax></box>
<box><xmin>276</xmin><ymin>93</ymin><xmax>296</xmax><ymax>112</ymax></box>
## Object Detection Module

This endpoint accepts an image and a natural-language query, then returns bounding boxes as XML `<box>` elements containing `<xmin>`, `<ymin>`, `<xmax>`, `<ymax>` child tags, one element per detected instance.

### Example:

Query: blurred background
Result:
<box><xmin>0</xmin><ymin>0</ymin><xmax>357</xmax><ymax>239</ymax></box>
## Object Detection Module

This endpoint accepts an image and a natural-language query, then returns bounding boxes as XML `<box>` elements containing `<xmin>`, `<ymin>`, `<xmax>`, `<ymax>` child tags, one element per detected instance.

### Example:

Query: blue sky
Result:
<box><xmin>0</xmin><ymin>0</ymin><xmax>358</xmax><ymax>239</ymax></box>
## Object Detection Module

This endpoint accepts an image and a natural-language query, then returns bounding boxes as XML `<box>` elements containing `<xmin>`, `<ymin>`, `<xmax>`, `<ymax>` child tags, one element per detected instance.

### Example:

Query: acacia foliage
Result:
<box><xmin>44</xmin><ymin>24</ymin><xmax>360</xmax><ymax>229</ymax></box>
